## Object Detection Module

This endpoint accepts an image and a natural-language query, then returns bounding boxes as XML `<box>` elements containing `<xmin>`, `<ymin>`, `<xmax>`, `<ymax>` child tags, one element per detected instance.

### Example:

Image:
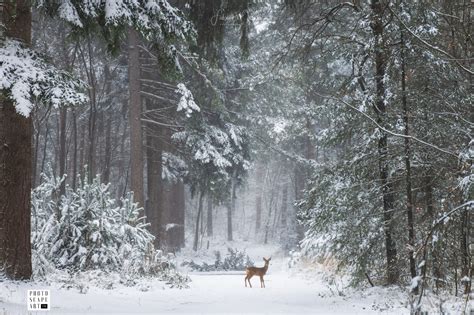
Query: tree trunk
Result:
<box><xmin>102</xmin><ymin>64</ymin><xmax>112</xmax><ymax>184</ymax></box>
<box><xmin>207</xmin><ymin>195</ymin><xmax>213</xmax><ymax>237</ymax></box>
<box><xmin>79</xmin><ymin>122</ymin><xmax>85</xmax><ymax>176</ymax></box>
<box><xmin>59</xmin><ymin>107</ymin><xmax>67</xmax><ymax>196</ymax></box>
<box><xmin>371</xmin><ymin>0</ymin><xmax>399</xmax><ymax>285</ymax></box>
<box><xmin>0</xmin><ymin>0</ymin><xmax>33</xmax><ymax>280</ymax></box>
<box><xmin>32</xmin><ymin>116</ymin><xmax>42</xmax><ymax>188</ymax></box>
<box><xmin>86</xmin><ymin>38</ymin><xmax>97</xmax><ymax>180</ymax></box>
<box><xmin>72</xmin><ymin>109</ymin><xmax>78</xmax><ymax>190</ymax></box>
<box><xmin>461</xmin><ymin>208</ymin><xmax>471</xmax><ymax>294</ymax></box>
<box><xmin>193</xmin><ymin>192</ymin><xmax>204</xmax><ymax>251</ymax></box>
<box><xmin>128</xmin><ymin>28</ymin><xmax>145</xmax><ymax>207</ymax></box>
<box><xmin>227</xmin><ymin>177</ymin><xmax>235</xmax><ymax>241</ymax></box>
<box><xmin>40</xmin><ymin>121</ymin><xmax>50</xmax><ymax>176</ymax></box>
<box><xmin>255</xmin><ymin>163</ymin><xmax>263</xmax><ymax>233</ymax></box>
<box><xmin>400</xmin><ymin>28</ymin><xmax>417</xmax><ymax>293</ymax></box>
<box><xmin>145</xmin><ymin>100</ymin><xmax>163</xmax><ymax>248</ymax></box>
<box><xmin>168</xmin><ymin>179</ymin><xmax>185</xmax><ymax>250</ymax></box>
<box><xmin>281</xmin><ymin>181</ymin><xmax>288</xmax><ymax>226</ymax></box>
<box><xmin>115</xmin><ymin>114</ymin><xmax>128</xmax><ymax>199</ymax></box>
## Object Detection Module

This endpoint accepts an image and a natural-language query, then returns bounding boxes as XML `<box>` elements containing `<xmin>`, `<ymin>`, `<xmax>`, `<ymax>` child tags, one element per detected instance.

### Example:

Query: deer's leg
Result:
<box><xmin>248</xmin><ymin>275</ymin><xmax>253</xmax><ymax>288</ymax></box>
<box><xmin>260</xmin><ymin>275</ymin><xmax>264</xmax><ymax>288</ymax></box>
<box><xmin>244</xmin><ymin>275</ymin><xmax>248</xmax><ymax>287</ymax></box>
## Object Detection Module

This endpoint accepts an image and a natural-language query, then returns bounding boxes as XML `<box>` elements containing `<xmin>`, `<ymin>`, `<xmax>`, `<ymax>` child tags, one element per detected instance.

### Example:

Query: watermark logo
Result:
<box><xmin>27</xmin><ymin>289</ymin><xmax>50</xmax><ymax>311</ymax></box>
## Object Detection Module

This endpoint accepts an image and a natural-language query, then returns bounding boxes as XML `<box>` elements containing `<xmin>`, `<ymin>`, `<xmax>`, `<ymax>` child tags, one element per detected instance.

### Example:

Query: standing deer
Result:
<box><xmin>245</xmin><ymin>257</ymin><xmax>271</xmax><ymax>288</ymax></box>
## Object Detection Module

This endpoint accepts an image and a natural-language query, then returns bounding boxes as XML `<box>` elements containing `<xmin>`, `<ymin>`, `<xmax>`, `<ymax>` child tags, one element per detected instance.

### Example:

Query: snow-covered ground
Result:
<box><xmin>2</xmin><ymin>242</ymin><xmax>469</xmax><ymax>314</ymax></box>
<box><xmin>0</xmin><ymin>243</ymin><xmax>415</xmax><ymax>315</ymax></box>
<box><xmin>0</xmin><ymin>269</ymin><xmax>408</xmax><ymax>314</ymax></box>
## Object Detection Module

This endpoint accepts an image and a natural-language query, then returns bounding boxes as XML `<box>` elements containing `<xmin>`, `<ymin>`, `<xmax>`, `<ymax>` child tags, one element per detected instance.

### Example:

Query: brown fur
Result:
<box><xmin>244</xmin><ymin>257</ymin><xmax>271</xmax><ymax>288</ymax></box>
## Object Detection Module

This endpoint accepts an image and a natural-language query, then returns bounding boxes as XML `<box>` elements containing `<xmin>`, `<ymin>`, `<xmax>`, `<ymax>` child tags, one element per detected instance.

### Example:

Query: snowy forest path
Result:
<box><xmin>1</xmin><ymin>256</ymin><xmax>408</xmax><ymax>314</ymax></box>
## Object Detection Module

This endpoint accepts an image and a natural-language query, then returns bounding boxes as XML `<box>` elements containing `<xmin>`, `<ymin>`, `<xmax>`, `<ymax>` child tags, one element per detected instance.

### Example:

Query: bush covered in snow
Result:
<box><xmin>31</xmin><ymin>171</ymin><xmax>189</xmax><ymax>288</ymax></box>
<box><xmin>182</xmin><ymin>247</ymin><xmax>253</xmax><ymax>271</ymax></box>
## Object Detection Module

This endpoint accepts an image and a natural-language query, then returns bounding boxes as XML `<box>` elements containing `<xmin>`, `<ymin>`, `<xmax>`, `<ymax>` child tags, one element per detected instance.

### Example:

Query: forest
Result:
<box><xmin>0</xmin><ymin>0</ymin><xmax>472</xmax><ymax>314</ymax></box>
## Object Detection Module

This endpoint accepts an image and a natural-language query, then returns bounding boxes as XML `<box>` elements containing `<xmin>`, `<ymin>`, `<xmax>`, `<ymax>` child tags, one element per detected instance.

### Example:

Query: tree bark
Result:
<box><xmin>400</xmin><ymin>28</ymin><xmax>417</xmax><ymax>293</ymax></box>
<box><xmin>78</xmin><ymin>122</ymin><xmax>85</xmax><ymax>176</ymax></box>
<box><xmin>227</xmin><ymin>177</ymin><xmax>235</xmax><ymax>241</ymax></box>
<box><xmin>193</xmin><ymin>192</ymin><xmax>204</xmax><ymax>251</ymax></box>
<box><xmin>461</xmin><ymin>207</ymin><xmax>471</xmax><ymax>294</ymax></box>
<box><xmin>145</xmin><ymin>100</ymin><xmax>163</xmax><ymax>248</ymax></box>
<box><xmin>59</xmin><ymin>107</ymin><xmax>67</xmax><ymax>196</ymax></box>
<box><xmin>86</xmin><ymin>38</ymin><xmax>97</xmax><ymax>180</ymax></box>
<box><xmin>72</xmin><ymin>109</ymin><xmax>78</xmax><ymax>190</ymax></box>
<box><xmin>102</xmin><ymin>64</ymin><xmax>112</xmax><ymax>184</ymax></box>
<box><xmin>371</xmin><ymin>0</ymin><xmax>399</xmax><ymax>285</ymax></box>
<box><xmin>168</xmin><ymin>179</ymin><xmax>185</xmax><ymax>250</ymax></box>
<box><xmin>128</xmin><ymin>28</ymin><xmax>145</xmax><ymax>207</ymax></box>
<box><xmin>255</xmin><ymin>163</ymin><xmax>263</xmax><ymax>233</ymax></box>
<box><xmin>0</xmin><ymin>0</ymin><xmax>33</xmax><ymax>280</ymax></box>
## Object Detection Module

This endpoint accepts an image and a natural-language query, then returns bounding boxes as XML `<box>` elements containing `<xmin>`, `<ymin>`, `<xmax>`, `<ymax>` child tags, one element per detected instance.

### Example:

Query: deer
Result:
<box><xmin>244</xmin><ymin>257</ymin><xmax>271</xmax><ymax>288</ymax></box>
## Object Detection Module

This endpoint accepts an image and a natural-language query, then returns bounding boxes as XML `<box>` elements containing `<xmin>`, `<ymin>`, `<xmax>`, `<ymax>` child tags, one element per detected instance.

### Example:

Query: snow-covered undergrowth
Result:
<box><xmin>31</xmin><ymin>171</ymin><xmax>189</xmax><ymax>290</ymax></box>
<box><xmin>181</xmin><ymin>247</ymin><xmax>254</xmax><ymax>272</ymax></box>
<box><xmin>177</xmin><ymin>238</ymin><xmax>282</xmax><ymax>269</ymax></box>
<box><xmin>288</xmin><ymin>251</ymin><xmax>472</xmax><ymax>314</ymax></box>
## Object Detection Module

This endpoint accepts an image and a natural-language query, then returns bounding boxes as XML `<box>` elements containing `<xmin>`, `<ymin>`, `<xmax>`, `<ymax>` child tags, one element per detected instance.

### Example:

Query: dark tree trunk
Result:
<box><xmin>72</xmin><ymin>109</ymin><xmax>78</xmax><ymax>190</ymax></box>
<box><xmin>400</xmin><ymin>29</ymin><xmax>417</xmax><ymax>293</ymax></box>
<box><xmin>103</xmin><ymin>116</ymin><xmax>112</xmax><ymax>184</ymax></box>
<box><xmin>128</xmin><ymin>28</ymin><xmax>145</xmax><ymax>207</ymax></box>
<box><xmin>40</xmin><ymin>120</ymin><xmax>50</xmax><ymax>176</ymax></box>
<box><xmin>79</xmin><ymin>123</ymin><xmax>85</xmax><ymax>175</ymax></box>
<box><xmin>167</xmin><ymin>180</ymin><xmax>185</xmax><ymax>250</ymax></box>
<box><xmin>116</xmin><ymin>120</ymin><xmax>128</xmax><ymax>199</ymax></box>
<box><xmin>0</xmin><ymin>0</ymin><xmax>33</xmax><ymax>280</ymax></box>
<box><xmin>461</xmin><ymin>208</ymin><xmax>471</xmax><ymax>294</ymax></box>
<box><xmin>32</xmin><ymin>116</ymin><xmax>41</xmax><ymax>188</ymax></box>
<box><xmin>371</xmin><ymin>0</ymin><xmax>399</xmax><ymax>285</ymax></box>
<box><xmin>86</xmin><ymin>38</ymin><xmax>97</xmax><ymax>180</ymax></box>
<box><xmin>102</xmin><ymin>64</ymin><xmax>112</xmax><ymax>184</ymax></box>
<box><xmin>193</xmin><ymin>192</ymin><xmax>204</xmax><ymax>251</ymax></box>
<box><xmin>255</xmin><ymin>163</ymin><xmax>263</xmax><ymax>233</ymax></box>
<box><xmin>59</xmin><ymin>107</ymin><xmax>67</xmax><ymax>196</ymax></box>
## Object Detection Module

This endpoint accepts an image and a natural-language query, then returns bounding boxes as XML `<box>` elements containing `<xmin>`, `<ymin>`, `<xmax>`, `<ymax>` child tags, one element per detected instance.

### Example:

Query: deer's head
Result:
<box><xmin>263</xmin><ymin>257</ymin><xmax>271</xmax><ymax>265</ymax></box>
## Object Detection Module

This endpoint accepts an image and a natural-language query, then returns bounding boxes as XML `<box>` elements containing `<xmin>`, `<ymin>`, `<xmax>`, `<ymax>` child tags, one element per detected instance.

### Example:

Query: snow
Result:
<box><xmin>0</xmin><ymin>246</ymin><xmax>411</xmax><ymax>314</ymax></box>
<box><xmin>410</xmin><ymin>276</ymin><xmax>421</xmax><ymax>291</ymax></box>
<box><xmin>58</xmin><ymin>1</ymin><xmax>83</xmax><ymax>27</ymax></box>
<box><xmin>255</xmin><ymin>21</ymin><xmax>269</xmax><ymax>34</ymax></box>
<box><xmin>0</xmin><ymin>40</ymin><xmax>87</xmax><ymax>117</ymax></box>
<box><xmin>165</xmin><ymin>223</ymin><xmax>179</xmax><ymax>231</ymax></box>
<box><xmin>176</xmin><ymin>83</ymin><xmax>200</xmax><ymax>117</ymax></box>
